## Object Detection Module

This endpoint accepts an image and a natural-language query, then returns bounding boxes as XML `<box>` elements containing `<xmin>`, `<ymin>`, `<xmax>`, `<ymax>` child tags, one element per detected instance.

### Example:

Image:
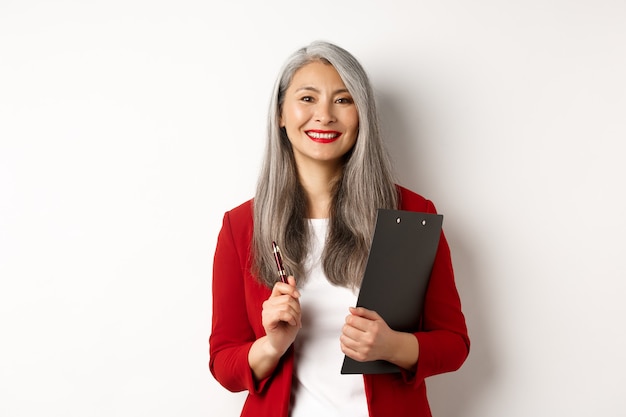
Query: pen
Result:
<box><xmin>272</xmin><ymin>241</ymin><xmax>288</xmax><ymax>283</ymax></box>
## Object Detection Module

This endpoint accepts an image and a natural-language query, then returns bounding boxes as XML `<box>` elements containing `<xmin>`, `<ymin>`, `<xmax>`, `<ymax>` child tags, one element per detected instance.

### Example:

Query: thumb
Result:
<box><xmin>349</xmin><ymin>306</ymin><xmax>382</xmax><ymax>321</ymax></box>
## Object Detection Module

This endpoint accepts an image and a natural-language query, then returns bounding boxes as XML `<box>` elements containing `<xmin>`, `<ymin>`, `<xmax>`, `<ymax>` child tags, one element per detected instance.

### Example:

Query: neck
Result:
<box><xmin>296</xmin><ymin>161</ymin><xmax>342</xmax><ymax>219</ymax></box>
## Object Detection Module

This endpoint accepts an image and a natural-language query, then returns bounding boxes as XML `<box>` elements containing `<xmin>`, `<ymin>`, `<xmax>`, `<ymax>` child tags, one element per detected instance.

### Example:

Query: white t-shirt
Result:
<box><xmin>290</xmin><ymin>218</ymin><xmax>369</xmax><ymax>417</ymax></box>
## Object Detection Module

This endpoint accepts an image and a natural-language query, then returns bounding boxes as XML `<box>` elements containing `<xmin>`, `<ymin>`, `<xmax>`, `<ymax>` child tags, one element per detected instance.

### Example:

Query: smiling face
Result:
<box><xmin>279</xmin><ymin>61</ymin><xmax>359</xmax><ymax>172</ymax></box>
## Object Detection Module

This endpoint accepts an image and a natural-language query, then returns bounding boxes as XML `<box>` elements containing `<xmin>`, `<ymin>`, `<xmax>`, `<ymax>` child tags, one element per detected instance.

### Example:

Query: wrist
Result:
<box><xmin>248</xmin><ymin>336</ymin><xmax>283</xmax><ymax>381</ymax></box>
<box><xmin>387</xmin><ymin>331</ymin><xmax>419</xmax><ymax>370</ymax></box>
<box><xmin>260</xmin><ymin>335</ymin><xmax>286</xmax><ymax>359</ymax></box>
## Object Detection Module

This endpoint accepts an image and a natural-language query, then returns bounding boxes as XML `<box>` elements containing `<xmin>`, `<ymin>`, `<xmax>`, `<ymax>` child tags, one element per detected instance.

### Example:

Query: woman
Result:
<box><xmin>210</xmin><ymin>41</ymin><xmax>469</xmax><ymax>417</ymax></box>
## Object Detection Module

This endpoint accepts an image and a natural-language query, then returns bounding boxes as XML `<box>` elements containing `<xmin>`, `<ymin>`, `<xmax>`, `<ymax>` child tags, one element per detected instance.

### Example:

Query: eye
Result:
<box><xmin>335</xmin><ymin>97</ymin><xmax>354</xmax><ymax>104</ymax></box>
<box><xmin>300</xmin><ymin>96</ymin><xmax>314</xmax><ymax>103</ymax></box>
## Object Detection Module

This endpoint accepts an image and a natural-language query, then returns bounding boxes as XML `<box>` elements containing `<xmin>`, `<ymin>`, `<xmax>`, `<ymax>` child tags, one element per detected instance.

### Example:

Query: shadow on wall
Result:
<box><xmin>377</xmin><ymin>90</ymin><xmax>495</xmax><ymax>416</ymax></box>
<box><xmin>376</xmin><ymin>90</ymin><xmax>428</xmax><ymax>192</ymax></box>
<box><xmin>427</xmin><ymin>236</ymin><xmax>495</xmax><ymax>417</ymax></box>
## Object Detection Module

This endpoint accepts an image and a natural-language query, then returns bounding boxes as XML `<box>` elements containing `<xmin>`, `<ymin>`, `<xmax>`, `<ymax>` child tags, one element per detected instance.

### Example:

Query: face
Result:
<box><xmin>280</xmin><ymin>61</ymin><xmax>359</xmax><ymax>170</ymax></box>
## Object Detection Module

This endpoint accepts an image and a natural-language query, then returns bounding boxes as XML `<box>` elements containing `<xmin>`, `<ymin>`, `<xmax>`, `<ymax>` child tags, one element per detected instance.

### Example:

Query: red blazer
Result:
<box><xmin>210</xmin><ymin>186</ymin><xmax>469</xmax><ymax>417</ymax></box>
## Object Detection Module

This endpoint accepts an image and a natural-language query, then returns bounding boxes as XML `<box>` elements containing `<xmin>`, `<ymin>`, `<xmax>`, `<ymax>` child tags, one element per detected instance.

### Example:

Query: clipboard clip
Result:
<box><xmin>395</xmin><ymin>216</ymin><xmax>428</xmax><ymax>226</ymax></box>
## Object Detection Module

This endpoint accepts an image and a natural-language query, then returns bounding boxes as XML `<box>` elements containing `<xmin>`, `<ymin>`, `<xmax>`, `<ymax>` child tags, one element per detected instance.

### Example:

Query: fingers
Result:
<box><xmin>286</xmin><ymin>275</ymin><xmax>297</xmax><ymax>287</ymax></box>
<box><xmin>270</xmin><ymin>275</ymin><xmax>300</xmax><ymax>298</ymax></box>
<box><xmin>341</xmin><ymin>307</ymin><xmax>389</xmax><ymax>362</ymax></box>
<box><xmin>340</xmin><ymin>322</ymin><xmax>368</xmax><ymax>346</ymax></box>
<box><xmin>342</xmin><ymin>314</ymin><xmax>375</xmax><ymax>343</ymax></box>
<box><xmin>263</xmin><ymin>299</ymin><xmax>301</xmax><ymax>327</ymax></box>
<box><xmin>340</xmin><ymin>327</ymin><xmax>373</xmax><ymax>362</ymax></box>
<box><xmin>349</xmin><ymin>306</ymin><xmax>381</xmax><ymax>321</ymax></box>
<box><xmin>264</xmin><ymin>276</ymin><xmax>301</xmax><ymax>328</ymax></box>
<box><xmin>345</xmin><ymin>307</ymin><xmax>382</xmax><ymax>332</ymax></box>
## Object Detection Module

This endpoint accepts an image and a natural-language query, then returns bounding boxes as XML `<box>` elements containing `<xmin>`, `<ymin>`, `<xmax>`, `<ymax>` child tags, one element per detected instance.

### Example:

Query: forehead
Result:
<box><xmin>288</xmin><ymin>61</ymin><xmax>347</xmax><ymax>91</ymax></box>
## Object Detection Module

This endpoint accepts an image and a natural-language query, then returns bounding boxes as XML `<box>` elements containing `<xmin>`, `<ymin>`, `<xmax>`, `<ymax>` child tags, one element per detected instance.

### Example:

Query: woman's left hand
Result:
<box><xmin>340</xmin><ymin>306</ymin><xmax>394</xmax><ymax>362</ymax></box>
<box><xmin>340</xmin><ymin>306</ymin><xmax>419</xmax><ymax>370</ymax></box>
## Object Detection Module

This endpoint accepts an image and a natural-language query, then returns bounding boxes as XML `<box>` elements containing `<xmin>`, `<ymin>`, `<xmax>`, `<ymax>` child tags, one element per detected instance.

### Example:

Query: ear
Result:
<box><xmin>279</xmin><ymin>114</ymin><xmax>285</xmax><ymax>128</ymax></box>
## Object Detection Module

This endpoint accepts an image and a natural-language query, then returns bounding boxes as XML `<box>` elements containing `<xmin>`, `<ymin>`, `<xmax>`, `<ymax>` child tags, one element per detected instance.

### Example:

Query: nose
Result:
<box><xmin>314</xmin><ymin>100</ymin><xmax>336</xmax><ymax>124</ymax></box>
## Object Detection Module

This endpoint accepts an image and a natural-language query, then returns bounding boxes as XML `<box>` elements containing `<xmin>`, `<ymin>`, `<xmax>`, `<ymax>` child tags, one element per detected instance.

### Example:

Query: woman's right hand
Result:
<box><xmin>248</xmin><ymin>276</ymin><xmax>301</xmax><ymax>381</ymax></box>
<box><xmin>261</xmin><ymin>275</ymin><xmax>302</xmax><ymax>356</ymax></box>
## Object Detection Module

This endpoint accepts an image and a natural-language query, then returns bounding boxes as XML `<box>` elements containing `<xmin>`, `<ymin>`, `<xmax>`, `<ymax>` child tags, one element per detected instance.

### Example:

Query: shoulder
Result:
<box><xmin>396</xmin><ymin>185</ymin><xmax>437</xmax><ymax>214</ymax></box>
<box><xmin>220</xmin><ymin>199</ymin><xmax>254</xmax><ymax>243</ymax></box>
<box><xmin>225</xmin><ymin>199</ymin><xmax>254</xmax><ymax>224</ymax></box>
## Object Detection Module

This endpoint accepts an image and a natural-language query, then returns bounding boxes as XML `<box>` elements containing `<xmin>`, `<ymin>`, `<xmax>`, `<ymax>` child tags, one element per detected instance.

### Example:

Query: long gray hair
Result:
<box><xmin>253</xmin><ymin>40</ymin><xmax>398</xmax><ymax>289</ymax></box>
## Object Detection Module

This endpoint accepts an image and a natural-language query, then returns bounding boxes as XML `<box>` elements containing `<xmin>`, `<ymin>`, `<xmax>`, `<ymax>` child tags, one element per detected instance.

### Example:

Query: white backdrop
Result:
<box><xmin>1</xmin><ymin>1</ymin><xmax>625</xmax><ymax>416</ymax></box>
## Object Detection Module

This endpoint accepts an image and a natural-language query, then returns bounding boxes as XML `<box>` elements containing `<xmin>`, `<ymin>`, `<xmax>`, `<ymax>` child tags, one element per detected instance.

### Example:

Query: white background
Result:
<box><xmin>1</xmin><ymin>1</ymin><xmax>625</xmax><ymax>416</ymax></box>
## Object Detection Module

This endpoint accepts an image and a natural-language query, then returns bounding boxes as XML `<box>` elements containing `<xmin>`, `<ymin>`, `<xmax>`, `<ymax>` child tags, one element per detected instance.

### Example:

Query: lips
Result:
<box><xmin>305</xmin><ymin>130</ymin><xmax>342</xmax><ymax>143</ymax></box>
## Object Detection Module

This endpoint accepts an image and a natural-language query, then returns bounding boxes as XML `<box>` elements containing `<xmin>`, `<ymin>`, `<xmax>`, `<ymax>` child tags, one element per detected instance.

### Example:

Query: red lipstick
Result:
<box><xmin>305</xmin><ymin>130</ymin><xmax>342</xmax><ymax>143</ymax></box>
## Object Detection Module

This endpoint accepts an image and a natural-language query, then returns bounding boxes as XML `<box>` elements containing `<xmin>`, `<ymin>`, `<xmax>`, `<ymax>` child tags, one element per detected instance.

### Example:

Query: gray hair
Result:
<box><xmin>253</xmin><ymin>40</ymin><xmax>398</xmax><ymax>288</ymax></box>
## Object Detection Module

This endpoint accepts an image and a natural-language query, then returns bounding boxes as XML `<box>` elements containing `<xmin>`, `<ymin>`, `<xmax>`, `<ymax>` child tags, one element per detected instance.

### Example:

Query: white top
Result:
<box><xmin>290</xmin><ymin>218</ymin><xmax>368</xmax><ymax>417</ymax></box>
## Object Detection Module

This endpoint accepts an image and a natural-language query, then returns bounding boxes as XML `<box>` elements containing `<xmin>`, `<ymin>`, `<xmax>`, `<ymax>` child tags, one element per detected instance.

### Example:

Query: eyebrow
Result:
<box><xmin>294</xmin><ymin>86</ymin><xmax>351</xmax><ymax>95</ymax></box>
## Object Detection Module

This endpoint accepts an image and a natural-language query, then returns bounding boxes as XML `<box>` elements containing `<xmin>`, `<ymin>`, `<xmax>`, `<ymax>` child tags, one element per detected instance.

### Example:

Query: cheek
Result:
<box><xmin>348</xmin><ymin>111</ymin><xmax>359</xmax><ymax>132</ymax></box>
<box><xmin>292</xmin><ymin>105</ymin><xmax>308</xmax><ymax>120</ymax></box>
<box><xmin>283</xmin><ymin>107</ymin><xmax>308</xmax><ymax>130</ymax></box>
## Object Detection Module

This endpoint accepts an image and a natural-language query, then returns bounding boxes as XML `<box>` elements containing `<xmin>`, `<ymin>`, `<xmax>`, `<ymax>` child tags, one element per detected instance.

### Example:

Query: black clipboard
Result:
<box><xmin>341</xmin><ymin>209</ymin><xmax>443</xmax><ymax>374</ymax></box>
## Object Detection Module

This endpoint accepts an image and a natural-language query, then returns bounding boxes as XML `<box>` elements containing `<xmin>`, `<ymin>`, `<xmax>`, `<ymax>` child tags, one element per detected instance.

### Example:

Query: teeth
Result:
<box><xmin>308</xmin><ymin>132</ymin><xmax>339</xmax><ymax>139</ymax></box>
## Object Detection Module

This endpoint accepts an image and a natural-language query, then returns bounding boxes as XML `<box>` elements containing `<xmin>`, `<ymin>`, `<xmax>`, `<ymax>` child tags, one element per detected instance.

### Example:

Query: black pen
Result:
<box><xmin>272</xmin><ymin>241</ymin><xmax>288</xmax><ymax>283</ymax></box>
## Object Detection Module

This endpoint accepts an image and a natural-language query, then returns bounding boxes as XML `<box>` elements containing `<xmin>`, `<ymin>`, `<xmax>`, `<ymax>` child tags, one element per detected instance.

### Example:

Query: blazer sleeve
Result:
<box><xmin>408</xmin><ymin>199</ymin><xmax>470</xmax><ymax>384</ymax></box>
<box><xmin>209</xmin><ymin>211</ymin><xmax>261</xmax><ymax>393</ymax></box>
